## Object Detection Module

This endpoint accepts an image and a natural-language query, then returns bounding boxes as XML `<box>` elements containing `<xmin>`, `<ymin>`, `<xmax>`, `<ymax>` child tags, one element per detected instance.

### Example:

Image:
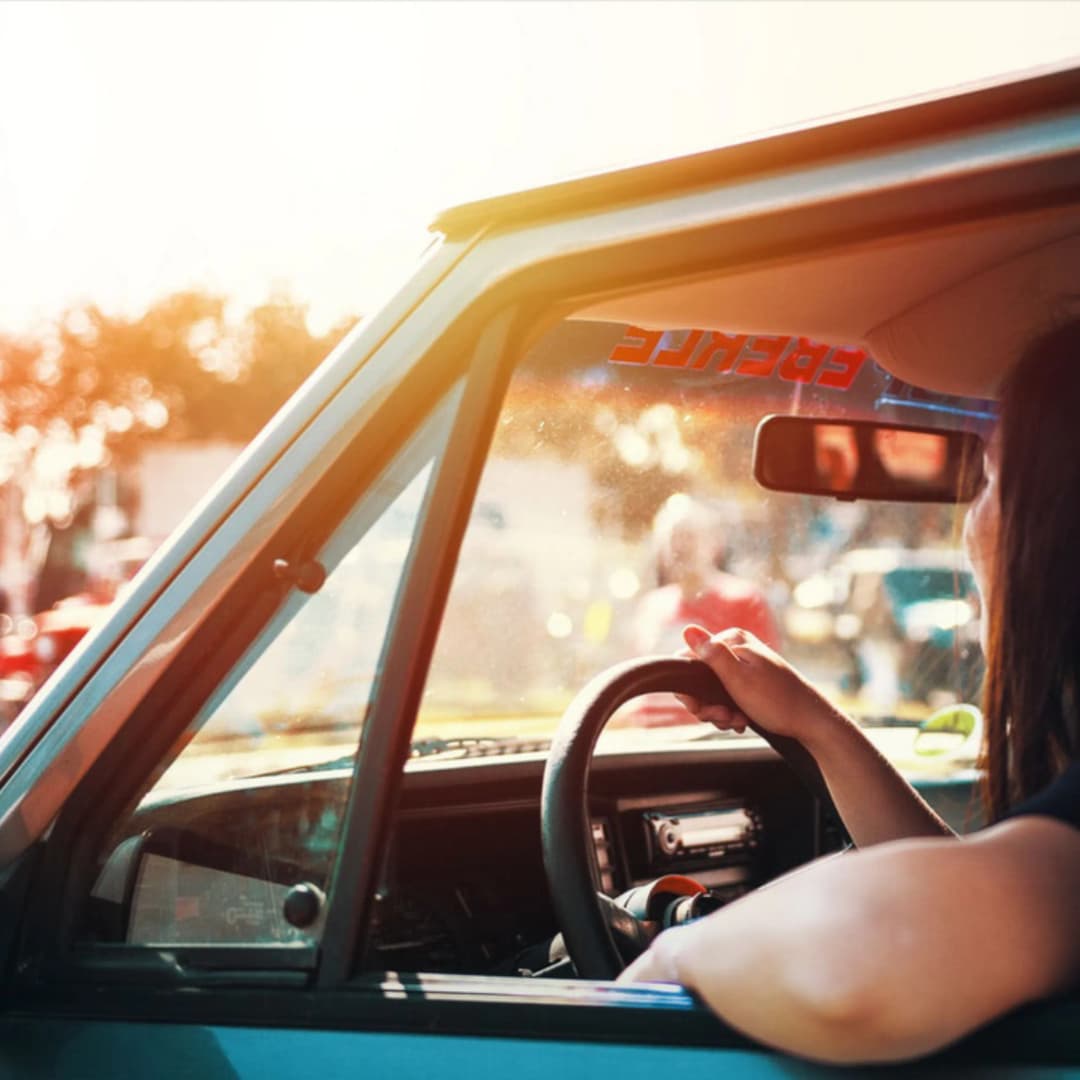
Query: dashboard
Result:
<box><xmin>85</xmin><ymin>747</ymin><xmax>843</xmax><ymax>974</ymax></box>
<box><xmin>373</xmin><ymin>750</ymin><xmax>837</xmax><ymax>973</ymax></box>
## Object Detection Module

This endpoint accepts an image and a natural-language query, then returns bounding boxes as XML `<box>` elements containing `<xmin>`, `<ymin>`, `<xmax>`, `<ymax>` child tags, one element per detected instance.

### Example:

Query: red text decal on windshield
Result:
<box><xmin>608</xmin><ymin>328</ymin><xmax>868</xmax><ymax>391</ymax></box>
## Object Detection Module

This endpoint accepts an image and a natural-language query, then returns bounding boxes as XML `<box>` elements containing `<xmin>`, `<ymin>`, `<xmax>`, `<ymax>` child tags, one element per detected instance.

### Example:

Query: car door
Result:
<box><xmin>1</xmin><ymin>65</ymin><xmax>1080</xmax><ymax>1079</ymax></box>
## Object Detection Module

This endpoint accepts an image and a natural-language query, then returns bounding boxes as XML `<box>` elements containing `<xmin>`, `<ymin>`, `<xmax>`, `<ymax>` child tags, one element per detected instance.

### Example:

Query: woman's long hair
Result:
<box><xmin>983</xmin><ymin>319</ymin><xmax>1080</xmax><ymax>820</ymax></box>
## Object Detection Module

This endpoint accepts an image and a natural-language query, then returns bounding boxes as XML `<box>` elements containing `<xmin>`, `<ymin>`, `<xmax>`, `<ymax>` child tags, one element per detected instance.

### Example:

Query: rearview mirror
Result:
<box><xmin>753</xmin><ymin>416</ymin><xmax>985</xmax><ymax>502</ymax></box>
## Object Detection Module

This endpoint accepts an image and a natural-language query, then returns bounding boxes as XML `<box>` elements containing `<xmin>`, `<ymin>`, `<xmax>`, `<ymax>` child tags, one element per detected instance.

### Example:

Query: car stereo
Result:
<box><xmin>642</xmin><ymin>804</ymin><xmax>760</xmax><ymax>876</ymax></box>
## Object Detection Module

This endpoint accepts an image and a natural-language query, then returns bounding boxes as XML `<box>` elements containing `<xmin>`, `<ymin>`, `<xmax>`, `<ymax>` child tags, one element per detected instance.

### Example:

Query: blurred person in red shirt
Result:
<box><xmin>635</xmin><ymin>493</ymin><xmax>780</xmax><ymax>654</ymax></box>
<box><xmin>625</xmin><ymin>494</ymin><xmax>779</xmax><ymax>726</ymax></box>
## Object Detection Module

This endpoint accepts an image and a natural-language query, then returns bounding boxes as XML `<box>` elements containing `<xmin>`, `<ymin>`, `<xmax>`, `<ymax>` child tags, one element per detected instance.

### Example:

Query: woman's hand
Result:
<box><xmin>678</xmin><ymin>624</ymin><xmax>844</xmax><ymax>753</ymax></box>
<box><xmin>679</xmin><ymin>624</ymin><xmax>954</xmax><ymax>846</ymax></box>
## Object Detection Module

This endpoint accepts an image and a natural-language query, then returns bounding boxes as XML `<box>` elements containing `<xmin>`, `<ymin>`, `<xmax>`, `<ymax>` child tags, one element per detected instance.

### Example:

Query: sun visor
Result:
<box><xmin>866</xmin><ymin>233</ymin><xmax>1080</xmax><ymax>400</ymax></box>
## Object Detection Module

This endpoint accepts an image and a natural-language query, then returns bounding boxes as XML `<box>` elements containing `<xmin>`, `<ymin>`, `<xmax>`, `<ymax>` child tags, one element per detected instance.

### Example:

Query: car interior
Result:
<box><xmin>70</xmin><ymin>184</ymin><xmax>1080</xmax><ymax>992</ymax></box>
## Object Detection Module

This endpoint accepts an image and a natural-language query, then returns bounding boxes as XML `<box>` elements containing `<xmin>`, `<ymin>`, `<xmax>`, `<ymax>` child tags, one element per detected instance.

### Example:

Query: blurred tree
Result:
<box><xmin>0</xmin><ymin>290</ymin><xmax>356</xmax><ymax>567</ymax></box>
<box><xmin>225</xmin><ymin>292</ymin><xmax>355</xmax><ymax>442</ymax></box>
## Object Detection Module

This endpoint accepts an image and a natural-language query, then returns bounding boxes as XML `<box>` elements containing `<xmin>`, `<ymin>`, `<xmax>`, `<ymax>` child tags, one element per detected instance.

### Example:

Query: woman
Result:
<box><xmin>634</xmin><ymin>493</ymin><xmax>780</xmax><ymax>657</ymax></box>
<box><xmin>618</xmin><ymin>321</ymin><xmax>1080</xmax><ymax>1064</ymax></box>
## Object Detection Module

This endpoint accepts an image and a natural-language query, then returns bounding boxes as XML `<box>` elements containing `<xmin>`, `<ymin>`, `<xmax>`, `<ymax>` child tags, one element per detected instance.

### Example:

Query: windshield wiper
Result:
<box><xmin>252</xmin><ymin>734</ymin><xmax>550</xmax><ymax>778</ymax></box>
<box><xmin>409</xmin><ymin>735</ymin><xmax>549</xmax><ymax>760</ymax></box>
<box><xmin>253</xmin><ymin>753</ymin><xmax>357</xmax><ymax>777</ymax></box>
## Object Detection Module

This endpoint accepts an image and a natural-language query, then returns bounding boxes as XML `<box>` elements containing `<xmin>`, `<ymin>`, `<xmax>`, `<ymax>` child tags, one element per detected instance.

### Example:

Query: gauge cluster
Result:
<box><xmin>366</xmin><ymin>804</ymin><xmax>559</xmax><ymax>974</ymax></box>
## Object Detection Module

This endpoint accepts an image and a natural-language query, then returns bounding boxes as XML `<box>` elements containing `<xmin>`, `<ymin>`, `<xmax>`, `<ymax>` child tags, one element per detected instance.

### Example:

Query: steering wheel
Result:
<box><xmin>540</xmin><ymin>655</ymin><xmax>832</xmax><ymax>981</ymax></box>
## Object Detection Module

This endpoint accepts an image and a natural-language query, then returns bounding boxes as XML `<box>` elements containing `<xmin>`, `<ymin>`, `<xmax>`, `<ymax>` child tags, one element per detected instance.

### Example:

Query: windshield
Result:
<box><xmin>418</xmin><ymin>320</ymin><xmax>994</xmax><ymax>778</ymax></box>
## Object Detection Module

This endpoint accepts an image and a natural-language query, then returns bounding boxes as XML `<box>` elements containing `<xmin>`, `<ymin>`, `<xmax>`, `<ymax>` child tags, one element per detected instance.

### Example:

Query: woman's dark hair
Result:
<box><xmin>982</xmin><ymin>318</ymin><xmax>1080</xmax><ymax>820</ymax></box>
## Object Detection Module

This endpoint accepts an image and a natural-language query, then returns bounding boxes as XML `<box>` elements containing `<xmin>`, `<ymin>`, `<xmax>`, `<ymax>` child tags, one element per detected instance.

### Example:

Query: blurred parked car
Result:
<box><xmin>0</xmin><ymin>537</ymin><xmax>156</xmax><ymax>727</ymax></box>
<box><xmin>786</xmin><ymin>548</ymin><xmax>984</xmax><ymax>706</ymax></box>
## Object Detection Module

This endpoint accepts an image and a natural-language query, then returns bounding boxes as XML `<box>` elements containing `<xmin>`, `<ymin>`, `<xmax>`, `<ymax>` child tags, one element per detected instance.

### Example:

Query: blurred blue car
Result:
<box><xmin>787</xmin><ymin>548</ymin><xmax>984</xmax><ymax>706</ymax></box>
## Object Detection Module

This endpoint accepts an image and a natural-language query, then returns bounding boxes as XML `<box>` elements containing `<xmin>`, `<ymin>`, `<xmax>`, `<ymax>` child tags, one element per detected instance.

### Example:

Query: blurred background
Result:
<box><xmin>0</xmin><ymin>1</ymin><xmax>1078</xmax><ymax>728</ymax></box>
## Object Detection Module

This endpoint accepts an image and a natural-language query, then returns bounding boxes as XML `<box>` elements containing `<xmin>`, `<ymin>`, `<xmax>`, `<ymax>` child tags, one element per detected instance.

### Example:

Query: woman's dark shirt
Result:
<box><xmin>1004</xmin><ymin>761</ymin><xmax>1080</xmax><ymax>828</ymax></box>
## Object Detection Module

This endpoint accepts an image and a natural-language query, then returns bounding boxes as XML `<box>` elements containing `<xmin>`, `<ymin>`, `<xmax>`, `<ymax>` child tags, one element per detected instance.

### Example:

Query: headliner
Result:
<box><xmin>574</xmin><ymin>205</ymin><xmax>1080</xmax><ymax>399</ymax></box>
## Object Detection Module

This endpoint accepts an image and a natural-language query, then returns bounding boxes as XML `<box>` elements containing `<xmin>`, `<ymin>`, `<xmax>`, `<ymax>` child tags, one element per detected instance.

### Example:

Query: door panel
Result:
<box><xmin>2</xmin><ymin>1013</ymin><xmax>1078</xmax><ymax>1079</ymax></box>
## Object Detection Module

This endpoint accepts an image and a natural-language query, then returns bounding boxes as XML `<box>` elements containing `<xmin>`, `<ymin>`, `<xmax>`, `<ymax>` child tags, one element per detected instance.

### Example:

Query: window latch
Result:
<box><xmin>272</xmin><ymin>557</ymin><xmax>327</xmax><ymax>594</ymax></box>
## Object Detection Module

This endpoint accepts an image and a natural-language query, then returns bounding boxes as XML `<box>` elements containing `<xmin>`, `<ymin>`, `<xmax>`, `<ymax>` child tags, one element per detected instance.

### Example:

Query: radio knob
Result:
<box><xmin>657</xmin><ymin>822</ymin><xmax>680</xmax><ymax>854</ymax></box>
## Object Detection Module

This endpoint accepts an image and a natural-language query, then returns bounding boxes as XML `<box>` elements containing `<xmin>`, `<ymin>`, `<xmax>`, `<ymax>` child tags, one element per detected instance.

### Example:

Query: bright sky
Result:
<box><xmin>1</xmin><ymin>1</ymin><xmax>1079</xmax><ymax>336</ymax></box>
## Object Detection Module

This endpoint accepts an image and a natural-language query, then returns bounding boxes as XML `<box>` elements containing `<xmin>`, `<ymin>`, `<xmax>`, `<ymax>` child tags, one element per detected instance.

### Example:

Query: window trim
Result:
<box><xmin>318</xmin><ymin>305</ymin><xmax>539</xmax><ymax>987</ymax></box>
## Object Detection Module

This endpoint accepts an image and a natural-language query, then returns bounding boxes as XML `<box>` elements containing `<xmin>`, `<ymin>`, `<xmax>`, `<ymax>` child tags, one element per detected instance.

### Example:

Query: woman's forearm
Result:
<box><xmin>621</xmin><ymin>840</ymin><xmax>923</xmax><ymax>1062</ymax></box>
<box><xmin>804</xmin><ymin>705</ymin><xmax>953</xmax><ymax>845</ymax></box>
<box><xmin>620</xmin><ymin>824</ymin><xmax>1077</xmax><ymax>1064</ymax></box>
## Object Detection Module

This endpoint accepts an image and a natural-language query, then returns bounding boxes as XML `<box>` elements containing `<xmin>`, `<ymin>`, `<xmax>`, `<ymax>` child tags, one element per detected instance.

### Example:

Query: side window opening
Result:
<box><xmin>354</xmin><ymin>317</ymin><xmax>988</xmax><ymax>979</ymax></box>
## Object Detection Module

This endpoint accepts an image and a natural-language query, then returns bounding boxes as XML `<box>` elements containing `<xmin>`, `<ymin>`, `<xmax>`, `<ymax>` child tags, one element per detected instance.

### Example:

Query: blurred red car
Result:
<box><xmin>0</xmin><ymin>537</ymin><xmax>155</xmax><ymax>727</ymax></box>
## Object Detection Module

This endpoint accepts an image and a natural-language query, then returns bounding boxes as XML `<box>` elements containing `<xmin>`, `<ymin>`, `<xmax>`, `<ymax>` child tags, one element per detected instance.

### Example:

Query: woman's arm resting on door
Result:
<box><xmin>619</xmin><ymin>816</ymin><xmax>1080</xmax><ymax>1064</ymax></box>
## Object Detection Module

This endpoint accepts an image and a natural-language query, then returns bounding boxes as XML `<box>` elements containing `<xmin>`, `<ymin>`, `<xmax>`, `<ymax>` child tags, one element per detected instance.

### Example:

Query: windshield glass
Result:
<box><xmin>419</xmin><ymin>320</ymin><xmax>995</xmax><ymax>780</ymax></box>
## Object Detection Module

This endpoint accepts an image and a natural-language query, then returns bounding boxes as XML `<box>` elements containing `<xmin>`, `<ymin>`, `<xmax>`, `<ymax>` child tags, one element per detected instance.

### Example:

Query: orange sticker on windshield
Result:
<box><xmin>608</xmin><ymin>327</ymin><xmax>868</xmax><ymax>391</ymax></box>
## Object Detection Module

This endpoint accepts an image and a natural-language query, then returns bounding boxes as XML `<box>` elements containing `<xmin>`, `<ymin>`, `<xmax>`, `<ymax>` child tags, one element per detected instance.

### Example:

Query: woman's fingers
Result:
<box><xmin>681</xmin><ymin>625</ymin><xmax>769</xmax><ymax>734</ymax></box>
<box><xmin>697</xmin><ymin>704</ymin><xmax>750</xmax><ymax>732</ymax></box>
<box><xmin>671</xmin><ymin>664</ymin><xmax>749</xmax><ymax>729</ymax></box>
<box><xmin>677</xmin><ymin>625</ymin><xmax>756</xmax><ymax>729</ymax></box>
<box><xmin>675</xmin><ymin>693</ymin><xmax>749</xmax><ymax>732</ymax></box>
<box><xmin>673</xmin><ymin>692</ymin><xmax>700</xmax><ymax>714</ymax></box>
<box><xmin>679</xmin><ymin>626</ymin><xmax>757</xmax><ymax>667</ymax></box>
<box><xmin>683</xmin><ymin>624</ymin><xmax>754</xmax><ymax>669</ymax></box>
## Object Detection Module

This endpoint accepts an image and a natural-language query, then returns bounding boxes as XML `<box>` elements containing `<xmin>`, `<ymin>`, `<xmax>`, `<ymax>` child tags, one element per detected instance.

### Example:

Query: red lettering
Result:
<box><xmin>689</xmin><ymin>331</ymin><xmax>747</xmax><ymax>372</ymax></box>
<box><xmin>779</xmin><ymin>337</ymin><xmax>830</xmax><ymax>384</ymax></box>
<box><xmin>609</xmin><ymin>326</ymin><xmax>663</xmax><ymax>365</ymax></box>
<box><xmin>608</xmin><ymin>326</ymin><xmax>870</xmax><ymax>390</ymax></box>
<box><xmin>653</xmin><ymin>330</ymin><xmax>704</xmax><ymax>368</ymax></box>
<box><xmin>816</xmin><ymin>346</ymin><xmax>868</xmax><ymax>391</ymax></box>
<box><xmin>735</xmin><ymin>335</ymin><xmax>788</xmax><ymax>378</ymax></box>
